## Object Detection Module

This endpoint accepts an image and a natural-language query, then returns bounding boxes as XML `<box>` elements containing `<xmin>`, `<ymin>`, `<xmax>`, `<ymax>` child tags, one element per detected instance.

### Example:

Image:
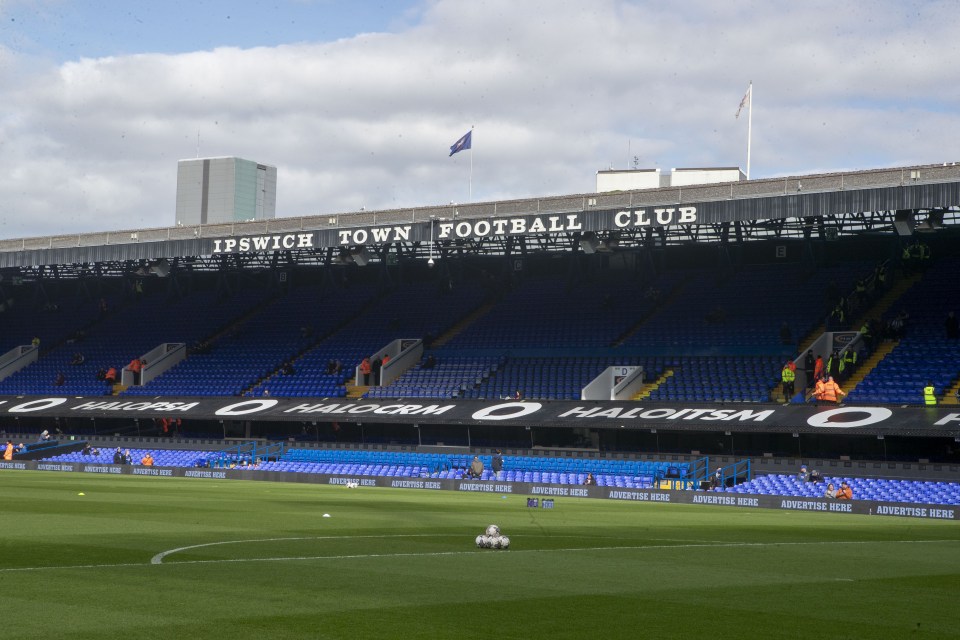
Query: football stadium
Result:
<box><xmin>2</xmin><ymin>163</ymin><xmax>960</xmax><ymax>638</ymax></box>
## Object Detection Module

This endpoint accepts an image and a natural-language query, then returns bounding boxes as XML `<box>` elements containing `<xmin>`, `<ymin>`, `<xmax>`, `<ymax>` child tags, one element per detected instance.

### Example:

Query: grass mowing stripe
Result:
<box><xmin>1</xmin><ymin>470</ymin><xmax>958</xmax><ymax>639</ymax></box>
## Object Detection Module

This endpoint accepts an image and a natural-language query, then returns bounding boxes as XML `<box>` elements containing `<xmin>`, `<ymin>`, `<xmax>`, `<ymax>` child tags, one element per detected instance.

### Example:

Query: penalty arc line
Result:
<box><xmin>0</xmin><ymin>538</ymin><xmax>954</xmax><ymax>574</ymax></box>
<box><xmin>151</xmin><ymin>538</ymin><xmax>959</xmax><ymax>566</ymax></box>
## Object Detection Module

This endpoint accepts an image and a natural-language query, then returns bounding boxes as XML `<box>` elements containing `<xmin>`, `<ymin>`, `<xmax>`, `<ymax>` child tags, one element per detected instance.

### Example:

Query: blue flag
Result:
<box><xmin>449</xmin><ymin>130</ymin><xmax>472</xmax><ymax>156</ymax></box>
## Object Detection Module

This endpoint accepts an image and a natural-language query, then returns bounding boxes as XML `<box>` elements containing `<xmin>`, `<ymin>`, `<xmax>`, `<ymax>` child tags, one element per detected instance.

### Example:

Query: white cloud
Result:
<box><xmin>1</xmin><ymin>0</ymin><xmax>958</xmax><ymax>239</ymax></box>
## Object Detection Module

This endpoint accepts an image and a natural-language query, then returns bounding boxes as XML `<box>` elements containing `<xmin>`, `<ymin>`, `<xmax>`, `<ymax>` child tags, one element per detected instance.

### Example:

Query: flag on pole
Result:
<box><xmin>735</xmin><ymin>85</ymin><xmax>751</xmax><ymax>119</ymax></box>
<box><xmin>449</xmin><ymin>130</ymin><xmax>472</xmax><ymax>156</ymax></box>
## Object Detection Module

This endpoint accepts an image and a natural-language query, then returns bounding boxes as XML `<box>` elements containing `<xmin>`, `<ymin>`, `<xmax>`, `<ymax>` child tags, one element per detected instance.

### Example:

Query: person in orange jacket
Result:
<box><xmin>359</xmin><ymin>357</ymin><xmax>372</xmax><ymax>385</ymax></box>
<box><xmin>3</xmin><ymin>440</ymin><xmax>13</xmax><ymax>461</ymax></box>
<box><xmin>836</xmin><ymin>481</ymin><xmax>853</xmax><ymax>499</ymax></box>
<box><xmin>813</xmin><ymin>376</ymin><xmax>846</xmax><ymax>404</ymax></box>
<box><xmin>141</xmin><ymin>452</ymin><xmax>154</xmax><ymax>466</ymax></box>
<box><xmin>128</xmin><ymin>358</ymin><xmax>143</xmax><ymax>385</ymax></box>
<box><xmin>820</xmin><ymin>376</ymin><xmax>846</xmax><ymax>403</ymax></box>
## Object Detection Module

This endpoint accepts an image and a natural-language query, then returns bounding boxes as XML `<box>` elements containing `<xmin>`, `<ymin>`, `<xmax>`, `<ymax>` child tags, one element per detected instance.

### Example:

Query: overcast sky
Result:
<box><xmin>1</xmin><ymin>0</ymin><xmax>957</xmax><ymax>239</ymax></box>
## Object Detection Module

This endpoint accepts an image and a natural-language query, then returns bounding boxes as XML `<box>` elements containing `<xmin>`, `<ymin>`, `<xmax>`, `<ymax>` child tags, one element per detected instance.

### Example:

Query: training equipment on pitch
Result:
<box><xmin>475</xmin><ymin>525</ymin><xmax>510</xmax><ymax>550</ymax></box>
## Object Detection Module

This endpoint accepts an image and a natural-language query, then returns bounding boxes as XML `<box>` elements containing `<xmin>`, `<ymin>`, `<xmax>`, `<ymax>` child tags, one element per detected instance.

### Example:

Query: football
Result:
<box><xmin>475</xmin><ymin>535</ymin><xmax>485</xmax><ymax>548</ymax></box>
<box><xmin>485</xmin><ymin>524</ymin><xmax>501</xmax><ymax>536</ymax></box>
<box><xmin>499</xmin><ymin>535</ymin><xmax>510</xmax><ymax>549</ymax></box>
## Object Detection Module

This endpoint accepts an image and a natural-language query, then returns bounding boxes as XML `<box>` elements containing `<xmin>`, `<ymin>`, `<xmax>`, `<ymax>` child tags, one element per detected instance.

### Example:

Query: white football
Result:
<box><xmin>475</xmin><ymin>535</ymin><xmax>485</xmax><ymax>548</ymax></box>
<box><xmin>485</xmin><ymin>524</ymin><xmax>501</xmax><ymax>536</ymax></box>
<box><xmin>491</xmin><ymin>536</ymin><xmax>502</xmax><ymax>549</ymax></box>
<box><xmin>499</xmin><ymin>535</ymin><xmax>510</xmax><ymax>549</ymax></box>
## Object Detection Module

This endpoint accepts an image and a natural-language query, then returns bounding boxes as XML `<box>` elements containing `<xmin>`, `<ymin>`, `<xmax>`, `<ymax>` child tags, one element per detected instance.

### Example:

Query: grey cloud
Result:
<box><xmin>1</xmin><ymin>0</ymin><xmax>958</xmax><ymax>239</ymax></box>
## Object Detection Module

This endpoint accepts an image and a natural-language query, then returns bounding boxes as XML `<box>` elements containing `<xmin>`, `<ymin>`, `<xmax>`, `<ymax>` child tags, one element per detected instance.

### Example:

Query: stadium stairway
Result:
<box><xmin>770</xmin><ymin>273</ymin><xmax>921</xmax><ymax>403</ymax></box>
<box><xmin>612</xmin><ymin>275</ymin><xmax>693</xmax><ymax>347</ymax></box>
<box><xmin>429</xmin><ymin>301</ymin><xmax>497</xmax><ymax>348</ymax></box>
<box><xmin>347</xmin><ymin>383</ymin><xmax>369</xmax><ymax>399</ymax></box>
<box><xmin>633</xmin><ymin>368</ymin><xmax>674</xmax><ymax>400</ymax></box>
<box><xmin>842</xmin><ymin>339</ymin><xmax>898</xmax><ymax>396</ymax></box>
<box><xmin>943</xmin><ymin>378</ymin><xmax>960</xmax><ymax>405</ymax></box>
<box><xmin>849</xmin><ymin>272</ymin><xmax>922</xmax><ymax>333</ymax></box>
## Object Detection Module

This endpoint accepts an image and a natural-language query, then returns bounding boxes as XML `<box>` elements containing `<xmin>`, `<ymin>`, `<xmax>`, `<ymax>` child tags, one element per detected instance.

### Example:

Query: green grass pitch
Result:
<box><xmin>1</xmin><ymin>470</ymin><xmax>958</xmax><ymax>639</ymax></box>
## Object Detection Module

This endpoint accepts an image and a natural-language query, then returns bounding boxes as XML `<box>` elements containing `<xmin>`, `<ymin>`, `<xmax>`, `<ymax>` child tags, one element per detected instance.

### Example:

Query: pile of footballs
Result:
<box><xmin>475</xmin><ymin>524</ymin><xmax>510</xmax><ymax>550</ymax></box>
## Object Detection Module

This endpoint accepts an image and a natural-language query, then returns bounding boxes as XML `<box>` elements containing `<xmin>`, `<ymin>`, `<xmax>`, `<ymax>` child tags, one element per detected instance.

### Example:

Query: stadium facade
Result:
<box><xmin>1</xmin><ymin>162</ymin><xmax>960</xmax><ymax>468</ymax></box>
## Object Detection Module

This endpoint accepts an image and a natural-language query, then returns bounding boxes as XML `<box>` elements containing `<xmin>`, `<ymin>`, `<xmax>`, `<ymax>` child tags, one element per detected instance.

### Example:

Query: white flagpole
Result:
<box><xmin>746</xmin><ymin>82</ymin><xmax>753</xmax><ymax>180</ymax></box>
<box><xmin>469</xmin><ymin>125</ymin><xmax>474</xmax><ymax>202</ymax></box>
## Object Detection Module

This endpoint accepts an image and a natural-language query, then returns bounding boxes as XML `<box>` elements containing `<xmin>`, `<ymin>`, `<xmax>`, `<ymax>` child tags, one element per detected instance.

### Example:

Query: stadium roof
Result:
<box><xmin>2</xmin><ymin>162</ymin><xmax>959</xmax><ymax>274</ymax></box>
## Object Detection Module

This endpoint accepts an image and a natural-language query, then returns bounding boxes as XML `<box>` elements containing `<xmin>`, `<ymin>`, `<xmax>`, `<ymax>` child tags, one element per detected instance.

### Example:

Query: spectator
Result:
<box><xmin>491</xmin><ymin>450</ymin><xmax>504</xmax><ymax>478</ymax></box>
<box><xmin>128</xmin><ymin>357</ymin><xmax>143</xmax><ymax>385</ymax></box>
<box><xmin>141</xmin><ymin>452</ymin><xmax>154</xmax><ymax>466</ymax></box>
<box><xmin>781</xmin><ymin>362</ymin><xmax>796</xmax><ymax>400</ymax></box>
<box><xmin>824</xmin><ymin>483</ymin><xmax>838</xmax><ymax>499</ymax></box>
<box><xmin>583</xmin><ymin>472</ymin><xmax>596</xmax><ymax>486</ymax></box>
<box><xmin>282</xmin><ymin>362</ymin><xmax>296</xmax><ymax>376</ymax></box>
<box><xmin>371</xmin><ymin>356</ymin><xmax>383</xmax><ymax>385</ymax></box>
<box><xmin>467</xmin><ymin>456</ymin><xmax>484</xmax><ymax>479</ymax></box>
<box><xmin>123</xmin><ymin>449</ymin><xmax>133</xmax><ymax>465</ymax></box>
<box><xmin>923</xmin><ymin>382</ymin><xmax>936</xmax><ymax>406</ymax></box>
<box><xmin>827</xmin><ymin>350</ymin><xmax>841</xmax><ymax>380</ymax></box>
<box><xmin>836</xmin><ymin>481</ymin><xmax>853</xmax><ymax>500</ymax></box>
<box><xmin>104</xmin><ymin>367</ymin><xmax>118</xmax><ymax>384</ymax></box>
<box><xmin>112</xmin><ymin>447</ymin><xmax>124</xmax><ymax>464</ymax></box>
<box><xmin>797</xmin><ymin>465</ymin><xmax>809</xmax><ymax>483</ymax></box>
<box><xmin>31</xmin><ymin>336</ymin><xmax>40</xmax><ymax>348</ymax></box>
<box><xmin>511</xmin><ymin>390</ymin><xmax>524</xmax><ymax>400</ymax></box>
<box><xmin>710</xmin><ymin>467</ymin><xmax>723</xmax><ymax>489</ymax></box>
<box><xmin>359</xmin><ymin>357</ymin><xmax>372</xmax><ymax>385</ymax></box>
<box><xmin>70</xmin><ymin>352</ymin><xmax>85</xmax><ymax>366</ymax></box>
<box><xmin>422</xmin><ymin>354</ymin><xmax>437</xmax><ymax>369</ymax></box>
<box><xmin>803</xmin><ymin>352</ymin><xmax>815</xmax><ymax>389</ymax></box>
<box><xmin>3</xmin><ymin>440</ymin><xmax>13</xmax><ymax>461</ymax></box>
<box><xmin>888</xmin><ymin>310</ymin><xmax>909</xmax><ymax>340</ymax></box>
<box><xmin>54</xmin><ymin>372</ymin><xmax>65</xmax><ymax>386</ymax></box>
<box><xmin>814</xmin><ymin>376</ymin><xmax>846</xmax><ymax>404</ymax></box>
<box><xmin>814</xmin><ymin>354</ymin><xmax>824</xmax><ymax>382</ymax></box>
<box><xmin>810</xmin><ymin>469</ymin><xmax>823</xmax><ymax>483</ymax></box>
<box><xmin>859</xmin><ymin>321</ymin><xmax>875</xmax><ymax>353</ymax></box>
<box><xmin>840</xmin><ymin>349</ymin><xmax>857</xmax><ymax>380</ymax></box>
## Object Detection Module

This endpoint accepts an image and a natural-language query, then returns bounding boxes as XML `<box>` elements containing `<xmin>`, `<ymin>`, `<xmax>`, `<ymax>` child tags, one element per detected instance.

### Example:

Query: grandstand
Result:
<box><xmin>2</xmin><ymin>161</ymin><xmax>960</xmax><ymax>513</ymax></box>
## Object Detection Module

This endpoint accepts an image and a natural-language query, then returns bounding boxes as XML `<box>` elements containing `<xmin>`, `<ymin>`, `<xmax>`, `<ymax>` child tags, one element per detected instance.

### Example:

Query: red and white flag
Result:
<box><xmin>736</xmin><ymin>85</ymin><xmax>751</xmax><ymax>119</ymax></box>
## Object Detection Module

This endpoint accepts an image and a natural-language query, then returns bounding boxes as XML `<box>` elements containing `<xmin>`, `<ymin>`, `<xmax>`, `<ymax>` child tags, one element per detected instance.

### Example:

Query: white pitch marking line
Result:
<box><xmin>0</xmin><ymin>538</ymin><xmax>954</xmax><ymax>574</ymax></box>
<box><xmin>150</xmin><ymin>533</ymin><xmax>443</xmax><ymax>564</ymax></box>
